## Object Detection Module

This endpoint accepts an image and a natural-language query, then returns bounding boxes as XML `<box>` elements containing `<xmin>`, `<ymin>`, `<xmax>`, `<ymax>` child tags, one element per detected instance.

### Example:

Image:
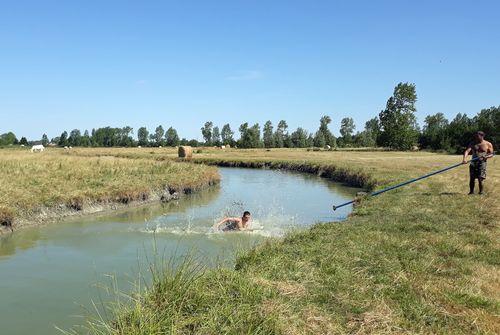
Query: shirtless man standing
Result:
<box><xmin>215</xmin><ymin>211</ymin><xmax>252</xmax><ymax>231</ymax></box>
<box><xmin>462</xmin><ymin>131</ymin><xmax>494</xmax><ymax>195</ymax></box>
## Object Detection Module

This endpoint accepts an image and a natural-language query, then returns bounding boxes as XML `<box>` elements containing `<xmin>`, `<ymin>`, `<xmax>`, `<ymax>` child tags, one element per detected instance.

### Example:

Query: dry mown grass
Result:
<box><xmin>0</xmin><ymin>148</ymin><xmax>219</xmax><ymax>228</ymax></box>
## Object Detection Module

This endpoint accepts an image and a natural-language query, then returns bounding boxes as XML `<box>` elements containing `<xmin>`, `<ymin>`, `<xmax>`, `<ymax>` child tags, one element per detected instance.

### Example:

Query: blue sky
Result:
<box><xmin>1</xmin><ymin>0</ymin><xmax>499</xmax><ymax>141</ymax></box>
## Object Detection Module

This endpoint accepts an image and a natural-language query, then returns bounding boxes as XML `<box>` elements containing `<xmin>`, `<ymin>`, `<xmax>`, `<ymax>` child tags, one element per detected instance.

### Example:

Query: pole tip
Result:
<box><xmin>332</xmin><ymin>205</ymin><xmax>337</xmax><ymax>211</ymax></box>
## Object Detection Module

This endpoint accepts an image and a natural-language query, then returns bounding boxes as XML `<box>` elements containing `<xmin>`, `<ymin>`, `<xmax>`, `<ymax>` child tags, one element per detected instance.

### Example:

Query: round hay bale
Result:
<box><xmin>178</xmin><ymin>146</ymin><xmax>193</xmax><ymax>159</ymax></box>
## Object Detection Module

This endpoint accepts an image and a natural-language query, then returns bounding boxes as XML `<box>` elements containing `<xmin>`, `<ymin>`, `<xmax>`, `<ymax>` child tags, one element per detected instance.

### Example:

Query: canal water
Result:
<box><xmin>0</xmin><ymin>167</ymin><xmax>358</xmax><ymax>334</ymax></box>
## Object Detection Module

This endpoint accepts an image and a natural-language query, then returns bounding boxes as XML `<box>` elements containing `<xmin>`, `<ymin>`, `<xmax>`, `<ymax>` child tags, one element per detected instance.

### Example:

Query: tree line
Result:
<box><xmin>199</xmin><ymin>83</ymin><xmax>498</xmax><ymax>152</ymax></box>
<box><xmin>1</xmin><ymin>83</ymin><xmax>497</xmax><ymax>152</ymax></box>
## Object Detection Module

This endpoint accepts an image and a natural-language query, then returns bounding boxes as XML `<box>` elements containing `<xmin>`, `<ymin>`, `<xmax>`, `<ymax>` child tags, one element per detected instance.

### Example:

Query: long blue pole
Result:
<box><xmin>332</xmin><ymin>155</ymin><xmax>493</xmax><ymax>211</ymax></box>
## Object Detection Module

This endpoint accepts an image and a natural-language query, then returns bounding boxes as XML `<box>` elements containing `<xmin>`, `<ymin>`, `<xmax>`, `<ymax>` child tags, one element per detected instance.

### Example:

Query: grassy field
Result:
<box><xmin>70</xmin><ymin>148</ymin><xmax>499</xmax><ymax>334</ymax></box>
<box><xmin>3</xmin><ymin>147</ymin><xmax>497</xmax><ymax>333</ymax></box>
<box><xmin>0</xmin><ymin>148</ymin><xmax>219</xmax><ymax>229</ymax></box>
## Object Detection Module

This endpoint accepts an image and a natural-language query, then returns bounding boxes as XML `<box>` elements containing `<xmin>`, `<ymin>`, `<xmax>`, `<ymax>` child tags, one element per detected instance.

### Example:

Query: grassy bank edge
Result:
<box><xmin>0</xmin><ymin>162</ymin><xmax>220</xmax><ymax>234</ymax></box>
<box><xmin>190</xmin><ymin>157</ymin><xmax>379</xmax><ymax>190</ymax></box>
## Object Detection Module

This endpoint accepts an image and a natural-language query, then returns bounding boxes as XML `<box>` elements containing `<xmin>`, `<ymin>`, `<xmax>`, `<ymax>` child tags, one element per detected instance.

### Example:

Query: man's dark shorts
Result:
<box><xmin>470</xmin><ymin>160</ymin><xmax>487</xmax><ymax>180</ymax></box>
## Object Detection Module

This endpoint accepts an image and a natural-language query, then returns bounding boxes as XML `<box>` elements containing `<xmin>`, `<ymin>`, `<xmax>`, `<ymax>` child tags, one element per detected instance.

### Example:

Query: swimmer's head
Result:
<box><xmin>242</xmin><ymin>211</ymin><xmax>251</xmax><ymax>223</ymax></box>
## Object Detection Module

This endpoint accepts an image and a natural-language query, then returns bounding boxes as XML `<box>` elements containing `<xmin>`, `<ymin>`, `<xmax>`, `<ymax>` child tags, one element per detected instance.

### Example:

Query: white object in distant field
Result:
<box><xmin>31</xmin><ymin>144</ymin><xmax>45</xmax><ymax>152</ymax></box>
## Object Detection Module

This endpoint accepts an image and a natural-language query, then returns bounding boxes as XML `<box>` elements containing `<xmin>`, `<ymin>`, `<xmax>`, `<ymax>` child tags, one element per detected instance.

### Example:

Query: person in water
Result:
<box><xmin>462</xmin><ymin>131</ymin><xmax>494</xmax><ymax>195</ymax></box>
<box><xmin>216</xmin><ymin>211</ymin><xmax>252</xmax><ymax>231</ymax></box>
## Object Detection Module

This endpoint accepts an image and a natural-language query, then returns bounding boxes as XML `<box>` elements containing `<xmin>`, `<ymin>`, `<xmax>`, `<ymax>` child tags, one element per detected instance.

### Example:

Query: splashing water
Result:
<box><xmin>139</xmin><ymin>199</ymin><xmax>299</xmax><ymax>238</ymax></box>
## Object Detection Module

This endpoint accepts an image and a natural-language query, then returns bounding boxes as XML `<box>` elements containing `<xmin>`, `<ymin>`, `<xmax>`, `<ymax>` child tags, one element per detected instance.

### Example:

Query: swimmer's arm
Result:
<box><xmin>215</xmin><ymin>217</ymin><xmax>238</xmax><ymax>229</ymax></box>
<box><xmin>215</xmin><ymin>217</ymin><xmax>230</xmax><ymax>229</ymax></box>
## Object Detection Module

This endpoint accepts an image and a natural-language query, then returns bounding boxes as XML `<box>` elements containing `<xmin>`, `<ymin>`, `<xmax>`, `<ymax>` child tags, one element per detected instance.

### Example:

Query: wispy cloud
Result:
<box><xmin>225</xmin><ymin>70</ymin><xmax>263</xmax><ymax>81</ymax></box>
<box><xmin>136</xmin><ymin>79</ymin><xmax>147</xmax><ymax>85</ymax></box>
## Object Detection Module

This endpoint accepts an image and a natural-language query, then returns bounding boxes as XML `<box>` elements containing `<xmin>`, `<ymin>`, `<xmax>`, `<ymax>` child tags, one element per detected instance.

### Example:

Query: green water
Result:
<box><xmin>0</xmin><ymin>168</ymin><xmax>358</xmax><ymax>334</ymax></box>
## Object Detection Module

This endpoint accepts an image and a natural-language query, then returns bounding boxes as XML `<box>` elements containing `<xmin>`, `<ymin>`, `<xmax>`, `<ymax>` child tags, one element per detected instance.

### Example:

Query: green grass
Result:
<box><xmin>50</xmin><ymin>148</ymin><xmax>500</xmax><ymax>333</ymax></box>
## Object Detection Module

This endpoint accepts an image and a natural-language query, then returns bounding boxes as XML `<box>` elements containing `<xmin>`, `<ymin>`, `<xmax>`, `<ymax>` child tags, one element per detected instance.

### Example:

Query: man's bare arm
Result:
<box><xmin>215</xmin><ymin>217</ymin><xmax>239</xmax><ymax>229</ymax></box>
<box><xmin>480</xmin><ymin>142</ymin><xmax>494</xmax><ymax>161</ymax></box>
<box><xmin>487</xmin><ymin>142</ymin><xmax>494</xmax><ymax>155</ymax></box>
<box><xmin>215</xmin><ymin>217</ymin><xmax>230</xmax><ymax>229</ymax></box>
<box><xmin>463</xmin><ymin>146</ymin><xmax>472</xmax><ymax>163</ymax></box>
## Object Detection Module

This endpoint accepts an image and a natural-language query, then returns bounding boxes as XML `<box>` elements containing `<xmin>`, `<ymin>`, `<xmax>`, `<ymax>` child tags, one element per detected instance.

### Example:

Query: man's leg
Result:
<box><xmin>469</xmin><ymin>177</ymin><xmax>475</xmax><ymax>194</ymax></box>
<box><xmin>478</xmin><ymin>178</ymin><xmax>484</xmax><ymax>194</ymax></box>
<box><xmin>478</xmin><ymin>161</ymin><xmax>486</xmax><ymax>195</ymax></box>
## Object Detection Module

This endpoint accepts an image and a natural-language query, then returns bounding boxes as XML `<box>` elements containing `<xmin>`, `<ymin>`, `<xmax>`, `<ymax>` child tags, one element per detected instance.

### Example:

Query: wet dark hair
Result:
<box><xmin>476</xmin><ymin>131</ymin><xmax>485</xmax><ymax>137</ymax></box>
<box><xmin>243</xmin><ymin>211</ymin><xmax>251</xmax><ymax>217</ymax></box>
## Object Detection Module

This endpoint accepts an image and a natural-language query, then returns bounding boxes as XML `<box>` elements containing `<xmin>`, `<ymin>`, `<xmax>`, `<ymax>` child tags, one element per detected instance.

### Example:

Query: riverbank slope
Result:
<box><xmin>0</xmin><ymin>148</ymin><xmax>219</xmax><ymax>232</ymax></box>
<box><xmin>91</xmin><ymin>148</ymin><xmax>498</xmax><ymax>334</ymax></box>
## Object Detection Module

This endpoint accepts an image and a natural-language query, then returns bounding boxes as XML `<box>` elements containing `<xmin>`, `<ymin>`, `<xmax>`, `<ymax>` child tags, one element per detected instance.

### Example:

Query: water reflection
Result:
<box><xmin>0</xmin><ymin>229</ymin><xmax>41</xmax><ymax>257</ymax></box>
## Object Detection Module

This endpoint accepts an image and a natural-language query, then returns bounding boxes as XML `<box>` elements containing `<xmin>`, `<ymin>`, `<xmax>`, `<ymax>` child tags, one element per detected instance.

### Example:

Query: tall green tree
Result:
<box><xmin>307</xmin><ymin>134</ymin><xmax>314</xmax><ymax>147</ymax></box>
<box><xmin>274</xmin><ymin>120</ymin><xmax>288</xmax><ymax>148</ymax></box>
<box><xmin>239</xmin><ymin>123</ymin><xmax>261</xmax><ymax>148</ymax></box>
<box><xmin>447</xmin><ymin>113</ymin><xmax>474</xmax><ymax>153</ymax></box>
<box><xmin>238</xmin><ymin>123</ymin><xmax>249</xmax><ymax>148</ymax></box>
<box><xmin>364</xmin><ymin>117</ymin><xmax>381</xmax><ymax>146</ymax></box>
<box><xmin>137</xmin><ymin>127</ymin><xmax>149</xmax><ymax>146</ymax></box>
<box><xmin>58</xmin><ymin>131</ymin><xmax>68</xmax><ymax>147</ymax></box>
<box><xmin>41</xmin><ymin>134</ymin><xmax>49</xmax><ymax>146</ymax></box>
<box><xmin>212</xmin><ymin>126</ymin><xmax>221</xmax><ymax>146</ymax></box>
<box><xmin>313</xmin><ymin>130</ymin><xmax>326</xmax><ymax>148</ymax></box>
<box><xmin>420</xmin><ymin>113</ymin><xmax>449</xmax><ymax>150</ymax></box>
<box><xmin>249</xmin><ymin>123</ymin><xmax>262</xmax><ymax>148</ymax></box>
<box><xmin>19</xmin><ymin>137</ymin><xmax>28</xmax><ymax>146</ymax></box>
<box><xmin>290</xmin><ymin>127</ymin><xmax>308</xmax><ymax>148</ymax></box>
<box><xmin>68</xmin><ymin>129</ymin><xmax>82</xmax><ymax>146</ymax></box>
<box><xmin>0</xmin><ymin>131</ymin><xmax>18</xmax><ymax>145</ymax></box>
<box><xmin>5</xmin><ymin>132</ymin><xmax>17</xmax><ymax>145</ymax></box>
<box><xmin>165</xmin><ymin>127</ymin><xmax>180</xmax><ymax>146</ymax></box>
<box><xmin>91</xmin><ymin>129</ymin><xmax>97</xmax><ymax>146</ymax></box>
<box><xmin>153</xmin><ymin>125</ymin><xmax>164</xmax><ymax>146</ymax></box>
<box><xmin>339</xmin><ymin>117</ymin><xmax>355</xmax><ymax>146</ymax></box>
<box><xmin>91</xmin><ymin>127</ymin><xmax>128</xmax><ymax>147</ymax></box>
<box><xmin>263</xmin><ymin>121</ymin><xmax>275</xmax><ymax>148</ymax></box>
<box><xmin>221</xmin><ymin>123</ymin><xmax>234</xmax><ymax>145</ymax></box>
<box><xmin>0</xmin><ymin>132</ymin><xmax>18</xmax><ymax>146</ymax></box>
<box><xmin>317</xmin><ymin>115</ymin><xmax>336</xmax><ymax>147</ymax></box>
<box><xmin>201</xmin><ymin>122</ymin><xmax>213</xmax><ymax>145</ymax></box>
<box><xmin>378</xmin><ymin>82</ymin><xmax>419</xmax><ymax>150</ymax></box>
<box><xmin>81</xmin><ymin>130</ymin><xmax>91</xmax><ymax>147</ymax></box>
<box><xmin>354</xmin><ymin>130</ymin><xmax>376</xmax><ymax>147</ymax></box>
<box><xmin>119</xmin><ymin>126</ymin><xmax>134</xmax><ymax>146</ymax></box>
<box><xmin>473</xmin><ymin>106</ymin><xmax>499</xmax><ymax>149</ymax></box>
